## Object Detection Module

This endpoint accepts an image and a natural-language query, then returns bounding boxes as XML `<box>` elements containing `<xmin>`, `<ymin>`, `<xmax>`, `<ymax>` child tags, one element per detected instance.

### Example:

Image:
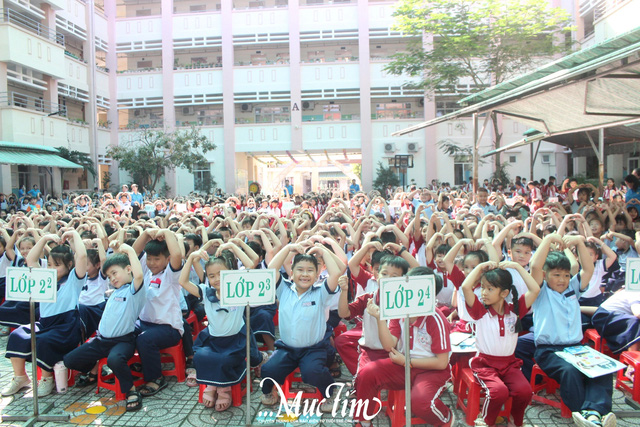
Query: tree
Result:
<box><xmin>56</xmin><ymin>147</ymin><xmax>97</xmax><ymax>182</ymax></box>
<box><xmin>372</xmin><ymin>162</ymin><xmax>400</xmax><ymax>195</ymax></box>
<box><xmin>107</xmin><ymin>126</ymin><xmax>215</xmax><ymax>192</ymax></box>
<box><xmin>386</xmin><ymin>0</ymin><xmax>573</xmax><ymax>174</ymax></box>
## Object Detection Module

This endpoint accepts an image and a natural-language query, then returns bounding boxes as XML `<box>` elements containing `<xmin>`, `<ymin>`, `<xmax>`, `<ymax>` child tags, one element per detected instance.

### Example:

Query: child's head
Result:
<box><xmin>481</xmin><ymin>268</ymin><xmax>522</xmax><ymax>332</ymax></box>
<box><xmin>407</xmin><ymin>266</ymin><xmax>443</xmax><ymax>295</ymax></box>
<box><xmin>102</xmin><ymin>254</ymin><xmax>133</xmax><ymax>288</ymax></box>
<box><xmin>588</xmin><ymin>218</ymin><xmax>604</xmax><ymax>236</ymax></box>
<box><xmin>584</xmin><ymin>241</ymin><xmax>602</xmax><ymax>263</ymax></box>
<box><xmin>463</xmin><ymin>250</ymin><xmax>488</xmax><ymax>277</ymax></box>
<box><xmin>543</xmin><ymin>251</ymin><xmax>572</xmax><ymax>293</ymax></box>
<box><xmin>204</xmin><ymin>252</ymin><xmax>236</xmax><ymax>290</ymax></box>
<box><xmin>476</xmin><ymin>187</ymin><xmax>489</xmax><ymax>205</ymax></box>
<box><xmin>144</xmin><ymin>240</ymin><xmax>170</xmax><ymax>275</ymax></box>
<box><xmin>629</xmin><ymin>207</ymin><xmax>639</xmax><ymax>221</ymax></box>
<box><xmin>86</xmin><ymin>249</ymin><xmax>101</xmax><ymax>278</ymax></box>
<box><xmin>184</xmin><ymin>233</ymin><xmax>202</xmax><ymax>257</ymax></box>
<box><xmin>577</xmin><ymin>187</ymin><xmax>591</xmax><ymax>203</ymax></box>
<box><xmin>509</xmin><ymin>237</ymin><xmax>534</xmax><ymax>267</ymax></box>
<box><xmin>48</xmin><ymin>245</ymin><xmax>75</xmax><ymax>280</ymax></box>
<box><xmin>218</xmin><ymin>226</ymin><xmax>232</xmax><ymax>242</ymax></box>
<box><xmin>616</xmin><ymin>229</ymin><xmax>635</xmax><ymax>251</ymax></box>
<box><xmin>543</xmin><ymin>224</ymin><xmax>557</xmax><ymax>237</ymax></box>
<box><xmin>0</xmin><ymin>235</ymin><xmax>6</xmax><ymax>255</ymax></box>
<box><xmin>247</xmin><ymin>241</ymin><xmax>265</xmax><ymax>262</ymax></box>
<box><xmin>434</xmin><ymin>244</ymin><xmax>450</xmax><ymax>270</ymax></box>
<box><xmin>17</xmin><ymin>236</ymin><xmax>36</xmax><ymax>259</ymax></box>
<box><xmin>290</xmin><ymin>253</ymin><xmax>319</xmax><ymax>292</ymax></box>
<box><xmin>370</xmin><ymin>250</ymin><xmax>387</xmax><ymax>279</ymax></box>
<box><xmin>378</xmin><ymin>255</ymin><xmax>410</xmax><ymax>279</ymax></box>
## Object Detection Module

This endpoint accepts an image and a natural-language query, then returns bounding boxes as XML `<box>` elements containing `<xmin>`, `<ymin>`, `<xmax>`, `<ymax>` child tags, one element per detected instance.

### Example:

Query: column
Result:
<box><xmin>86</xmin><ymin>0</ymin><xmax>99</xmax><ymax>189</ymax></box>
<box><xmin>289</xmin><ymin>0</ymin><xmax>302</xmax><ymax>151</ymax></box>
<box><xmin>0</xmin><ymin>165</ymin><xmax>12</xmax><ymax>195</ymax></box>
<box><xmin>221</xmin><ymin>0</ymin><xmax>235</xmax><ymax>193</ymax></box>
<box><xmin>105</xmin><ymin>0</ymin><xmax>119</xmax><ymax>186</ymax></box>
<box><xmin>357</xmin><ymin>0</ymin><xmax>373</xmax><ymax>190</ymax></box>
<box><xmin>161</xmin><ymin>0</ymin><xmax>176</xmax><ymax>195</ymax></box>
<box><xmin>422</xmin><ymin>34</ymin><xmax>437</xmax><ymax>184</ymax></box>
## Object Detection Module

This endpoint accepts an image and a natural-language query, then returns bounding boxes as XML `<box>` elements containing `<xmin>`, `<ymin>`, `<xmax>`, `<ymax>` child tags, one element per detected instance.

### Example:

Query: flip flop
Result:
<box><xmin>138</xmin><ymin>377</ymin><xmax>167</xmax><ymax>397</ymax></box>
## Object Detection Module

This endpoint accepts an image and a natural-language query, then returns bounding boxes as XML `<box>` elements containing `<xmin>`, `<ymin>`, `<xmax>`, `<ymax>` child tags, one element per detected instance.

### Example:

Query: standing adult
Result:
<box><xmin>624</xmin><ymin>174</ymin><xmax>640</xmax><ymax>213</ymax></box>
<box><xmin>348</xmin><ymin>179</ymin><xmax>360</xmax><ymax>195</ymax></box>
<box><xmin>284</xmin><ymin>180</ymin><xmax>294</xmax><ymax>197</ymax></box>
<box><xmin>130</xmin><ymin>184</ymin><xmax>144</xmax><ymax>219</ymax></box>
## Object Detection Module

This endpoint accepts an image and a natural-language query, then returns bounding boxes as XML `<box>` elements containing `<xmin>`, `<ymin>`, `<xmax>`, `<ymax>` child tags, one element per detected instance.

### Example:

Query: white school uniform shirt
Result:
<box><xmin>139</xmin><ymin>253</ymin><xmax>184</xmax><ymax>335</ymax></box>
<box><xmin>601</xmin><ymin>290</ymin><xmax>640</xmax><ymax>316</ymax></box>
<box><xmin>79</xmin><ymin>272</ymin><xmax>109</xmax><ymax>306</ymax></box>
<box><xmin>40</xmin><ymin>268</ymin><xmax>86</xmax><ymax>318</ymax></box>
<box><xmin>276</xmin><ymin>276</ymin><xmax>337</xmax><ymax>348</ymax></box>
<box><xmin>506</xmin><ymin>268</ymin><xmax>528</xmax><ymax>303</ymax></box>
<box><xmin>467</xmin><ymin>294</ymin><xmax>527</xmax><ymax>356</ymax></box>
<box><xmin>198</xmin><ymin>283</ymin><xmax>245</xmax><ymax>337</ymax></box>
<box><xmin>389</xmin><ymin>310</ymin><xmax>451</xmax><ymax>359</ymax></box>
<box><xmin>348</xmin><ymin>291</ymin><xmax>385</xmax><ymax>350</ymax></box>
<box><xmin>0</xmin><ymin>251</ymin><xmax>12</xmax><ymax>277</ymax></box>
<box><xmin>582</xmin><ymin>259</ymin><xmax>608</xmax><ymax>299</ymax></box>
<box><xmin>456</xmin><ymin>285</ymin><xmax>482</xmax><ymax>322</ymax></box>
<box><xmin>98</xmin><ymin>280</ymin><xmax>147</xmax><ymax>338</ymax></box>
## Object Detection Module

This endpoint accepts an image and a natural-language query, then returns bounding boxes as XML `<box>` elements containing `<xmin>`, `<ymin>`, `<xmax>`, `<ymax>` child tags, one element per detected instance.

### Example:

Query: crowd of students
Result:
<box><xmin>0</xmin><ymin>173</ymin><xmax>639</xmax><ymax>427</ymax></box>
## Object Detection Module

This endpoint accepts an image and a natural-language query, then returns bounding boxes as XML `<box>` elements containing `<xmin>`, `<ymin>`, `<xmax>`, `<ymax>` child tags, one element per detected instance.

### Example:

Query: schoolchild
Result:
<box><xmin>78</xmin><ymin>245</ymin><xmax>109</xmax><ymax>338</ymax></box>
<box><xmin>591</xmin><ymin>289</ymin><xmax>640</xmax><ymax>354</ymax></box>
<box><xmin>0</xmin><ymin>231</ymin><xmax>38</xmax><ymax>329</ymax></box>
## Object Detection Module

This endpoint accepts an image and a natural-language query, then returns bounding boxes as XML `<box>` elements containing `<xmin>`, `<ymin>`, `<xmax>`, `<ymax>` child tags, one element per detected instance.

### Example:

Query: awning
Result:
<box><xmin>392</xmin><ymin>26</ymin><xmax>640</xmax><ymax>137</ymax></box>
<box><xmin>0</xmin><ymin>141</ymin><xmax>84</xmax><ymax>168</ymax></box>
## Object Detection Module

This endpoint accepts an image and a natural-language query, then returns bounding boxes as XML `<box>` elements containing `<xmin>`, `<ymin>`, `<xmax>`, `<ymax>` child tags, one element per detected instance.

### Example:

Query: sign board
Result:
<box><xmin>6</xmin><ymin>267</ymin><xmax>57</xmax><ymax>303</ymax></box>
<box><xmin>175</xmin><ymin>203</ymin><xmax>187</xmax><ymax>212</ymax></box>
<box><xmin>379</xmin><ymin>275</ymin><xmax>436</xmax><ymax>320</ymax></box>
<box><xmin>626</xmin><ymin>258</ymin><xmax>640</xmax><ymax>291</ymax></box>
<box><xmin>220</xmin><ymin>269</ymin><xmax>276</xmax><ymax>307</ymax></box>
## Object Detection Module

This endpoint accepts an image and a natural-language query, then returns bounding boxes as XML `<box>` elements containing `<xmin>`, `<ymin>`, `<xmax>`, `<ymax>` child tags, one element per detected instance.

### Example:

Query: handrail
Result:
<box><xmin>0</xmin><ymin>8</ymin><xmax>64</xmax><ymax>45</ymax></box>
<box><xmin>0</xmin><ymin>91</ymin><xmax>67</xmax><ymax>116</ymax></box>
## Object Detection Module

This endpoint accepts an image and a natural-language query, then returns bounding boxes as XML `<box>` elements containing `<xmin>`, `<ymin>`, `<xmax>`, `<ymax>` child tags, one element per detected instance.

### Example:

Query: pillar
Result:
<box><xmin>161</xmin><ymin>0</ymin><xmax>177</xmax><ymax>195</ymax></box>
<box><xmin>221</xmin><ymin>0</ymin><xmax>235</xmax><ymax>193</ymax></box>
<box><xmin>357</xmin><ymin>0</ymin><xmax>372</xmax><ymax>191</ymax></box>
<box><xmin>289</xmin><ymin>0</ymin><xmax>302</xmax><ymax>152</ymax></box>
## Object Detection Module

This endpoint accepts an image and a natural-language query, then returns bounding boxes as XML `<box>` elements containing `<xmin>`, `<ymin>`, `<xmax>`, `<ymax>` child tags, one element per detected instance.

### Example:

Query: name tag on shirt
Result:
<box><xmin>114</xmin><ymin>297</ymin><xmax>126</xmax><ymax>302</ymax></box>
<box><xmin>302</xmin><ymin>301</ymin><xmax>316</xmax><ymax>307</ymax></box>
<box><xmin>150</xmin><ymin>279</ymin><xmax>162</xmax><ymax>289</ymax></box>
<box><xmin>564</xmin><ymin>290</ymin><xmax>576</xmax><ymax>298</ymax></box>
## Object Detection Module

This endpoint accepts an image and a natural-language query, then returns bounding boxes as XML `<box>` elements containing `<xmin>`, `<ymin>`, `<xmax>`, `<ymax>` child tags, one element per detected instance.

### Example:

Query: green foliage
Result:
<box><xmin>351</xmin><ymin>163</ymin><xmax>362</xmax><ymax>179</ymax></box>
<box><xmin>372</xmin><ymin>162</ymin><xmax>400</xmax><ymax>194</ymax></box>
<box><xmin>385</xmin><ymin>0</ymin><xmax>574</xmax><ymax>93</ymax></box>
<box><xmin>491</xmin><ymin>161</ymin><xmax>511</xmax><ymax>186</ymax></box>
<box><xmin>56</xmin><ymin>147</ymin><xmax>97</xmax><ymax>179</ymax></box>
<box><xmin>102</xmin><ymin>170</ymin><xmax>112</xmax><ymax>190</ymax></box>
<box><xmin>107</xmin><ymin>126</ymin><xmax>215</xmax><ymax>192</ymax></box>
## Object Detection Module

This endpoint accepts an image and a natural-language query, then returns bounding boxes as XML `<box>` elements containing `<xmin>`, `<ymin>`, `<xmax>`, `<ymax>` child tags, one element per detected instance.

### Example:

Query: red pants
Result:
<box><xmin>470</xmin><ymin>353</ymin><xmax>532</xmax><ymax>426</ymax></box>
<box><xmin>335</xmin><ymin>324</ymin><xmax>362</xmax><ymax>375</ymax></box>
<box><xmin>355</xmin><ymin>357</ymin><xmax>452</xmax><ymax>426</ymax></box>
<box><xmin>353</xmin><ymin>346</ymin><xmax>388</xmax><ymax>385</ymax></box>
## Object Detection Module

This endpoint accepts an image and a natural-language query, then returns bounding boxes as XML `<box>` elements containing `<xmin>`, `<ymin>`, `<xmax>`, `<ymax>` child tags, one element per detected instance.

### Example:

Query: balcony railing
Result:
<box><xmin>0</xmin><ymin>8</ymin><xmax>64</xmax><ymax>45</ymax></box>
<box><xmin>0</xmin><ymin>91</ymin><xmax>67</xmax><ymax>116</ymax></box>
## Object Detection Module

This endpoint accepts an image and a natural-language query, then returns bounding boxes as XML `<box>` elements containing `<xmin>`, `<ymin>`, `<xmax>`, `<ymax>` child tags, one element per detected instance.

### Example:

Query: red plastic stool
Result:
<box><xmin>456</xmin><ymin>368</ymin><xmax>513</xmax><ymax>426</ymax></box>
<box><xmin>583</xmin><ymin>329</ymin><xmax>604</xmax><ymax>352</ymax></box>
<box><xmin>530</xmin><ymin>364</ymin><xmax>571</xmax><ymax>418</ymax></box>
<box><xmin>273</xmin><ymin>311</ymin><xmax>278</xmax><ymax>326</ymax></box>
<box><xmin>96</xmin><ymin>356</ymin><xmax>145</xmax><ymax>400</ymax></box>
<box><xmin>385</xmin><ymin>389</ymin><xmax>429</xmax><ymax>427</ymax></box>
<box><xmin>198</xmin><ymin>382</ymin><xmax>247</xmax><ymax>407</ymax></box>
<box><xmin>451</xmin><ymin>353</ymin><xmax>474</xmax><ymax>395</ymax></box>
<box><xmin>282</xmin><ymin>368</ymin><xmax>323</xmax><ymax>400</ymax></box>
<box><xmin>616</xmin><ymin>351</ymin><xmax>640</xmax><ymax>403</ymax></box>
<box><xmin>160</xmin><ymin>342</ymin><xmax>186</xmax><ymax>382</ymax></box>
<box><xmin>333</xmin><ymin>323</ymin><xmax>347</xmax><ymax>338</ymax></box>
<box><xmin>186</xmin><ymin>311</ymin><xmax>204</xmax><ymax>339</ymax></box>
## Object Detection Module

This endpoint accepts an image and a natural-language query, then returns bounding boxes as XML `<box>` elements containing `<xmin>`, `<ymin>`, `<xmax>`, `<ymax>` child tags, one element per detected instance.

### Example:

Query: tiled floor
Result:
<box><xmin>1</xmin><ymin>334</ymin><xmax>640</xmax><ymax>426</ymax></box>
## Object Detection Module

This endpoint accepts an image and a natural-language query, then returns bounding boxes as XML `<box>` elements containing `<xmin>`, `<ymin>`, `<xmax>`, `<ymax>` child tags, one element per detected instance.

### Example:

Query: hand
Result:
<box><xmin>563</xmin><ymin>235</ymin><xmax>585</xmax><ymax>247</ymax></box>
<box><xmin>338</xmin><ymin>275</ymin><xmax>349</xmax><ymax>292</ymax></box>
<box><xmin>366</xmin><ymin>298</ymin><xmax>381</xmax><ymax>320</ymax></box>
<box><xmin>499</xmin><ymin>261</ymin><xmax>521</xmax><ymax>270</ymax></box>
<box><xmin>389</xmin><ymin>348</ymin><xmax>406</xmax><ymax>367</ymax></box>
<box><xmin>191</xmin><ymin>249</ymin><xmax>210</xmax><ymax>262</ymax></box>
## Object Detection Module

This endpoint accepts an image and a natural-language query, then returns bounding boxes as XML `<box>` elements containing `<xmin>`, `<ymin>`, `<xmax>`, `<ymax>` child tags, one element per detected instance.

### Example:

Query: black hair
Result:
<box><xmin>371</xmin><ymin>250</ymin><xmax>387</xmax><ymax>268</ymax></box>
<box><xmin>626</xmin><ymin>174</ymin><xmax>640</xmax><ymax>192</ymax></box>
<box><xmin>292</xmin><ymin>253</ymin><xmax>319</xmax><ymax>271</ymax></box>
<box><xmin>407</xmin><ymin>266</ymin><xmax>443</xmax><ymax>295</ymax></box>
<box><xmin>380</xmin><ymin>231</ymin><xmax>397</xmax><ymax>245</ymax></box>
<box><xmin>544</xmin><ymin>224</ymin><xmax>557</xmax><ymax>234</ymax></box>
<box><xmin>247</xmin><ymin>240</ymin><xmax>264</xmax><ymax>259</ymax></box>
<box><xmin>434</xmin><ymin>244</ymin><xmax>451</xmax><ymax>256</ymax></box>
<box><xmin>241</xmin><ymin>218</ymin><xmax>253</xmax><ymax>228</ymax></box>
<box><xmin>144</xmin><ymin>239</ymin><xmax>170</xmax><ymax>257</ymax></box>
<box><xmin>86</xmin><ymin>249</ymin><xmax>100</xmax><ymax>267</ymax></box>
<box><xmin>464</xmin><ymin>250</ymin><xmax>488</xmax><ymax>264</ymax></box>
<box><xmin>477</xmin><ymin>187</ymin><xmax>489</xmax><ymax>194</ymax></box>
<box><xmin>185</xmin><ymin>233</ymin><xmax>202</xmax><ymax>249</ymax></box>
<box><xmin>620</xmin><ymin>228</ymin><xmax>636</xmax><ymax>240</ymax></box>
<box><xmin>0</xmin><ymin>235</ymin><xmax>6</xmax><ymax>248</ymax></box>
<box><xmin>483</xmin><ymin>268</ymin><xmax>522</xmax><ymax>333</ymax></box>
<box><xmin>379</xmin><ymin>255</ymin><xmax>410</xmax><ymax>275</ymax></box>
<box><xmin>577</xmin><ymin>187</ymin><xmax>591</xmax><ymax>198</ymax></box>
<box><xmin>543</xmin><ymin>251</ymin><xmax>572</xmax><ymax>272</ymax></box>
<box><xmin>584</xmin><ymin>241</ymin><xmax>602</xmax><ymax>258</ymax></box>
<box><xmin>511</xmin><ymin>237</ymin><xmax>534</xmax><ymax>251</ymax></box>
<box><xmin>102</xmin><ymin>253</ymin><xmax>131</xmax><ymax>275</ymax></box>
<box><xmin>49</xmin><ymin>245</ymin><xmax>75</xmax><ymax>272</ymax></box>
<box><xmin>208</xmin><ymin>231</ymin><xmax>223</xmax><ymax>241</ymax></box>
<box><xmin>204</xmin><ymin>250</ymin><xmax>236</xmax><ymax>273</ymax></box>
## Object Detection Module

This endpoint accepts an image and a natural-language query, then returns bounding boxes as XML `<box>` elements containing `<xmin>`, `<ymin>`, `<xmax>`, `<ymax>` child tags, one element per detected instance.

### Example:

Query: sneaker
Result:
<box><xmin>320</xmin><ymin>397</ymin><xmax>336</xmax><ymax>413</ymax></box>
<box><xmin>1</xmin><ymin>376</ymin><xmax>31</xmax><ymax>396</ymax></box>
<box><xmin>260</xmin><ymin>391</ymin><xmax>279</xmax><ymax>406</ymax></box>
<box><xmin>37</xmin><ymin>377</ymin><xmax>55</xmax><ymax>397</ymax></box>
<box><xmin>573</xmin><ymin>410</ymin><xmax>603</xmax><ymax>427</ymax></box>
<box><xmin>601</xmin><ymin>412</ymin><xmax>616</xmax><ymax>427</ymax></box>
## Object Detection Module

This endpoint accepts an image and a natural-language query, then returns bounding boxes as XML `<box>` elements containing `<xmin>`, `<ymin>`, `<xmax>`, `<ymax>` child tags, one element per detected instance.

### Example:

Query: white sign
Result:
<box><xmin>6</xmin><ymin>267</ymin><xmax>57</xmax><ymax>303</ymax></box>
<box><xmin>220</xmin><ymin>269</ymin><xmax>276</xmax><ymax>307</ymax></box>
<box><xmin>379</xmin><ymin>275</ymin><xmax>436</xmax><ymax>320</ymax></box>
<box><xmin>626</xmin><ymin>258</ymin><xmax>640</xmax><ymax>291</ymax></box>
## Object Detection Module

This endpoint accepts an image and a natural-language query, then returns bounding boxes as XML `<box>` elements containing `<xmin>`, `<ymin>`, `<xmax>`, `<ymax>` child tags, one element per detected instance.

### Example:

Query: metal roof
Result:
<box><xmin>0</xmin><ymin>141</ymin><xmax>84</xmax><ymax>168</ymax></box>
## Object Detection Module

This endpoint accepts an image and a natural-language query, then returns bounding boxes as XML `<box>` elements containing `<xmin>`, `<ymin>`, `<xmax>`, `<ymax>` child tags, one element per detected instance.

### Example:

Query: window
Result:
<box><xmin>190</xmin><ymin>4</ymin><xmax>206</xmax><ymax>11</ymax></box>
<box><xmin>629</xmin><ymin>157</ymin><xmax>639</xmax><ymax>174</ymax></box>
<box><xmin>436</xmin><ymin>100</ymin><xmax>459</xmax><ymax>117</ymax></box>
<box><xmin>509</xmin><ymin>155</ymin><xmax>517</xmax><ymax>163</ymax></box>
<box><xmin>453</xmin><ymin>155</ymin><xmax>472</xmax><ymax>186</ymax></box>
<box><xmin>374</xmin><ymin>102</ymin><xmax>413</xmax><ymax>120</ymax></box>
<box><xmin>137</xmin><ymin>60</ymin><xmax>152</xmax><ymax>69</ymax></box>
<box><xmin>194</xmin><ymin>164</ymin><xmax>212</xmax><ymax>193</ymax></box>
<box><xmin>136</xmin><ymin>9</ymin><xmax>152</xmax><ymax>16</ymax></box>
<box><xmin>541</xmin><ymin>154</ymin><xmax>551</xmax><ymax>164</ymax></box>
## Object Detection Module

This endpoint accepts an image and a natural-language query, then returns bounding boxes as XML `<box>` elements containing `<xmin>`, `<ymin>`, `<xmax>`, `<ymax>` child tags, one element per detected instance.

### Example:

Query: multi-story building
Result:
<box><xmin>0</xmin><ymin>0</ymin><xmax>587</xmax><ymax>197</ymax></box>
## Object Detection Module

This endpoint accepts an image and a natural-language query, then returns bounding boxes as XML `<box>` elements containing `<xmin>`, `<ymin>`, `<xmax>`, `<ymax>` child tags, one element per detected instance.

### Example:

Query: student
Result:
<box><xmin>354</xmin><ymin>266</ymin><xmax>455</xmax><ymax>427</ymax></box>
<box><xmin>529</xmin><ymin>234</ymin><xmax>616</xmax><ymax>427</ymax></box>
<box><xmin>260</xmin><ymin>243</ymin><xmax>344</xmax><ymax>406</ymax></box>
<box><xmin>591</xmin><ymin>289</ymin><xmax>640</xmax><ymax>354</ymax></box>
<box><xmin>462</xmin><ymin>261</ymin><xmax>540</xmax><ymax>427</ymax></box>
<box><xmin>132</xmin><ymin>228</ymin><xmax>184</xmax><ymax>397</ymax></box>
<box><xmin>579</xmin><ymin>237</ymin><xmax>618</xmax><ymax>307</ymax></box>
<box><xmin>78</xmin><ymin>246</ymin><xmax>109</xmax><ymax>339</ymax></box>
<box><xmin>473</xmin><ymin>187</ymin><xmax>498</xmax><ymax>216</ymax></box>
<box><xmin>178</xmin><ymin>246</ymin><xmax>265</xmax><ymax>412</ymax></box>
<box><xmin>2</xmin><ymin>230</ymin><xmax>87</xmax><ymax>397</ymax></box>
<box><xmin>0</xmin><ymin>231</ymin><xmax>38</xmax><ymax>330</ymax></box>
<box><xmin>64</xmin><ymin>243</ymin><xmax>146</xmax><ymax>411</ymax></box>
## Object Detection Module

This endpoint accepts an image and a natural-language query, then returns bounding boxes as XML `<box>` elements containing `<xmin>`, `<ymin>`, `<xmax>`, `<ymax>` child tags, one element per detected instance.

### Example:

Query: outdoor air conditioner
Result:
<box><xmin>384</xmin><ymin>143</ymin><xmax>396</xmax><ymax>153</ymax></box>
<box><xmin>183</xmin><ymin>106</ymin><xmax>195</xmax><ymax>115</ymax></box>
<box><xmin>302</xmin><ymin>101</ymin><xmax>315</xmax><ymax>110</ymax></box>
<box><xmin>241</xmin><ymin>103</ymin><xmax>253</xmax><ymax>112</ymax></box>
<box><xmin>407</xmin><ymin>142</ymin><xmax>419</xmax><ymax>153</ymax></box>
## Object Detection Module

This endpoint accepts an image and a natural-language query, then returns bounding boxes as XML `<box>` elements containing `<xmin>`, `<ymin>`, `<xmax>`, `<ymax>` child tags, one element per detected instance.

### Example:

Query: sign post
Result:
<box><xmin>2</xmin><ymin>267</ymin><xmax>70</xmax><ymax>426</ymax></box>
<box><xmin>221</xmin><ymin>269</ymin><xmax>276</xmax><ymax>426</ymax></box>
<box><xmin>379</xmin><ymin>274</ymin><xmax>436</xmax><ymax>427</ymax></box>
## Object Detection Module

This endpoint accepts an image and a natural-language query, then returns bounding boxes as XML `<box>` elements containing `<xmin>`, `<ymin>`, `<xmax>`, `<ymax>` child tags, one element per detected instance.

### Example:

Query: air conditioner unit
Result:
<box><xmin>241</xmin><ymin>103</ymin><xmax>253</xmax><ymax>112</ymax></box>
<box><xmin>302</xmin><ymin>101</ymin><xmax>315</xmax><ymax>110</ymax></box>
<box><xmin>407</xmin><ymin>142</ymin><xmax>419</xmax><ymax>153</ymax></box>
<box><xmin>384</xmin><ymin>143</ymin><xmax>396</xmax><ymax>153</ymax></box>
<box><xmin>182</xmin><ymin>106</ymin><xmax>195</xmax><ymax>115</ymax></box>
<box><xmin>541</xmin><ymin>153</ymin><xmax>551</xmax><ymax>164</ymax></box>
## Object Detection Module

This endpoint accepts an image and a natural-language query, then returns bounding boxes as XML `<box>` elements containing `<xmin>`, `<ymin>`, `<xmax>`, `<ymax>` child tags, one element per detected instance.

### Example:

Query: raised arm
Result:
<box><xmin>530</xmin><ymin>233</ymin><xmax>563</xmax><ymax>285</ymax></box>
<box><xmin>179</xmin><ymin>252</ymin><xmax>207</xmax><ymax>297</ymax></box>
<box><xmin>500</xmin><ymin>261</ymin><xmax>540</xmax><ymax>308</ymax></box>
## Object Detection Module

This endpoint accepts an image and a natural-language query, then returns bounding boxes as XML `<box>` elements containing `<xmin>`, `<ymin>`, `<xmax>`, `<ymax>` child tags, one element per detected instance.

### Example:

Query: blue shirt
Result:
<box><xmin>276</xmin><ymin>276</ymin><xmax>337</xmax><ymax>348</ymax></box>
<box><xmin>626</xmin><ymin>188</ymin><xmax>640</xmax><ymax>212</ymax></box>
<box><xmin>98</xmin><ymin>280</ymin><xmax>147</xmax><ymax>338</ymax></box>
<box><xmin>198</xmin><ymin>283</ymin><xmax>245</xmax><ymax>337</ymax></box>
<box><xmin>130</xmin><ymin>192</ymin><xmax>144</xmax><ymax>207</ymax></box>
<box><xmin>532</xmin><ymin>274</ymin><xmax>583</xmax><ymax>346</ymax></box>
<box><xmin>349</xmin><ymin>183</ymin><xmax>360</xmax><ymax>194</ymax></box>
<box><xmin>40</xmin><ymin>268</ymin><xmax>86</xmax><ymax>318</ymax></box>
<box><xmin>285</xmin><ymin>185</ymin><xmax>294</xmax><ymax>196</ymax></box>
<box><xmin>412</xmin><ymin>199</ymin><xmax>434</xmax><ymax>219</ymax></box>
<box><xmin>472</xmin><ymin>202</ymin><xmax>498</xmax><ymax>216</ymax></box>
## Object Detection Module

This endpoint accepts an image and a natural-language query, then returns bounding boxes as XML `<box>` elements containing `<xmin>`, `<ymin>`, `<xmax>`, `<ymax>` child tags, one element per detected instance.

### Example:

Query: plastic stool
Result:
<box><xmin>456</xmin><ymin>368</ymin><xmax>512</xmax><ymax>426</ymax></box>
<box><xmin>96</xmin><ymin>356</ymin><xmax>145</xmax><ymax>401</ymax></box>
<box><xmin>282</xmin><ymin>368</ymin><xmax>323</xmax><ymax>400</ymax></box>
<box><xmin>160</xmin><ymin>342</ymin><xmax>186</xmax><ymax>382</ymax></box>
<box><xmin>385</xmin><ymin>389</ymin><xmax>429</xmax><ymax>427</ymax></box>
<box><xmin>616</xmin><ymin>351</ymin><xmax>640</xmax><ymax>403</ymax></box>
<box><xmin>530</xmin><ymin>364</ymin><xmax>571</xmax><ymax>418</ymax></box>
<box><xmin>334</xmin><ymin>323</ymin><xmax>347</xmax><ymax>338</ymax></box>
<box><xmin>186</xmin><ymin>311</ymin><xmax>203</xmax><ymax>339</ymax></box>
<box><xmin>583</xmin><ymin>329</ymin><xmax>604</xmax><ymax>352</ymax></box>
<box><xmin>198</xmin><ymin>382</ymin><xmax>247</xmax><ymax>407</ymax></box>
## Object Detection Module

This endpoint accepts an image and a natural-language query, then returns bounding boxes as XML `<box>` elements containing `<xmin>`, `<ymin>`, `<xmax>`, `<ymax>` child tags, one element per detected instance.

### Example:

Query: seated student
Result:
<box><xmin>579</xmin><ymin>237</ymin><xmax>618</xmax><ymax>308</ymax></box>
<box><xmin>132</xmin><ymin>228</ymin><xmax>184</xmax><ymax>397</ymax></box>
<box><xmin>602</xmin><ymin>229</ymin><xmax>638</xmax><ymax>293</ymax></box>
<box><xmin>78</xmin><ymin>246</ymin><xmax>109</xmax><ymax>339</ymax></box>
<box><xmin>424</xmin><ymin>236</ymin><xmax>456</xmax><ymax>315</ymax></box>
<box><xmin>354</xmin><ymin>266</ymin><xmax>455</xmax><ymax>427</ymax></box>
<box><xmin>591</xmin><ymin>289</ymin><xmax>640</xmax><ymax>354</ymax></box>
<box><xmin>528</xmin><ymin>233</ymin><xmax>616</xmax><ymax>427</ymax></box>
<box><xmin>64</xmin><ymin>244</ymin><xmax>146</xmax><ymax>411</ymax></box>
<box><xmin>260</xmin><ymin>243</ymin><xmax>344</xmax><ymax>407</ymax></box>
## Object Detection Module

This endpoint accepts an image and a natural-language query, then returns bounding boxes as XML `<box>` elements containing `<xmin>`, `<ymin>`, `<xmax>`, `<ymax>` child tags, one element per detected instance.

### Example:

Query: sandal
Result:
<box><xmin>329</xmin><ymin>361</ymin><xmax>342</xmax><ymax>378</ymax></box>
<box><xmin>75</xmin><ymin>373</ymin><xmax>97</xmax><ymax>388</ymax></box>
<box><xmin>138</xmin><ymin>377</ymin><xmax>167</xmax><ymax>397</ymax></box>
<box><xmin>126</xmin><ymin>390</ymin><xmax>142</xmax><ymax>412</ymax></box>
<box><xmin>202</xmin><ymin>385</ymin><xmax>217</xmax><ymax>408</ymax></box>
<box><xmin>215</xmin><ymin>386</ymin><xmax>232</xmax><ymax>412</ymax></box>
<box><xmin>186</xmin><ymin>368</ymin><xmax>197</xmax><ymax>387</ymax></box>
